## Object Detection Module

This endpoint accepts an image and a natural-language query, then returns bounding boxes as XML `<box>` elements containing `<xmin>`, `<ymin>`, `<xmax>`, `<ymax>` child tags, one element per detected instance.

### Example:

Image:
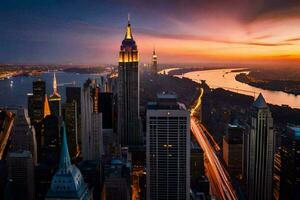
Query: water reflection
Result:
<box><xmin>179</xmin><ymin>68</ymin><xmax>300</xmax><ymax>109</ymax></box>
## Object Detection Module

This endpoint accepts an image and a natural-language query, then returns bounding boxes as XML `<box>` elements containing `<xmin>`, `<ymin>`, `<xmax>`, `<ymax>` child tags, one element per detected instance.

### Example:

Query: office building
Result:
<box><xmin>223</xmin><ymin>123</ymin><xmax>244</xmax><ymax>179</ymax></box>
<box><xmin>7</xmin><ymin>150</ymin><xmax>35</xmax><ymax>200</ymax></box>
<box><xmin>117</xmin><ymin>17</ymin><xmax>141</xmax><ymax>149</ymax></box>
<box><xmin>49</xmin><ymin>73</ymin><xmax>61</xmax><ymax>117</ymax></box>
<box><xmin>66</xmin><ymin>87</ymin><xmax>81</xmax><ymax>146</ymax></box>
<box><xmin>63</xmin><ymin>101</ymin><xmax>78</xmax><ymax>158</ymax></box>
<box><xmin>46</xmin><ymin>123</ymin><xmax>92</xmax><ymax>200</ymax></box>
<box><xmin>280</xmin><ymin>126</ymin><xmax>300</xmax><ymax>199</ymax></box>
<box><xmin>40</xmin><ymin>114</ymin><xmax>60</xmax><ymax>165</ymax></box>
<box><xmin>30</xmin><ymin>80</ymin><xmax>46</xmax><ymax>123</ymax></box>
<box><xmin>10</xmin><ymin>108</ymin><xmax>37</xmax><ymax>165</ymax></box>
<box><xmin>66</xmin><ymin>87</ymin><xmax>81</xmax><ymax>112</ymax></box>
<box><xmin>146</xmin><ymin>93</ymin><xmax>190</xmax><ymax>200</ymax></box>
<box><xmin>81</xmin><ymin>79</ymin><xmax>103</xmax><ymax>160</ymax></box>
<box><xmin>247</xmin><ymin>93</ymin><xmax>274</xmax><ymax>200</ymax></box>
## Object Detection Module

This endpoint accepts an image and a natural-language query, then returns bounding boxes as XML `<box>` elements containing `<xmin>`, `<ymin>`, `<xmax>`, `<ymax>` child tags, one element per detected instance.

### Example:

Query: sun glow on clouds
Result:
<box><xmin>137</xmin><ymin>13</ymin><xmax>300</xmax><ymax>65</ymax></box>
<box><xmin>1</xmin><ymin>0</ymin><xmax>300</xmax><ymax>65</ymax></box>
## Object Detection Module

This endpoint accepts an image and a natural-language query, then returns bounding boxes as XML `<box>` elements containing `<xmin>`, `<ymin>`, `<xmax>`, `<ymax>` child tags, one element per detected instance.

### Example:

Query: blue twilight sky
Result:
<box><xmin>1</xmin><ymin>0</ymin><xmax>300</xmax><ymax>65</ymax></box>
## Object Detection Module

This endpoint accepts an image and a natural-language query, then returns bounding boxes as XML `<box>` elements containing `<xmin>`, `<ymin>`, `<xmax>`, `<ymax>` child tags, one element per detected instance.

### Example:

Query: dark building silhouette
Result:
<box><xmin>223</xmin><ymin>123</ymin><xmax>244</xmax><ymax>179</ymax></box>
<box><xmin>280</xmin><ymin>126</ymin><xmax>300</xmax><ymax>200</ymax></box>
<box><xmin>30</xmin><ymin>80</ymin><xmax>46</xmax><ymax>123</ymax></box>
<box><xmin>66</xmin><ymin>87</ymin><xmax>81</xmax><ymax>146</ymax></box>
<box><xmin>7</xmin><ymin>151</ymin><xmax>35</xmax><ymax>200</ymax></box>
<box><xmin>191</xmin><ymin>140</ymin><xmax>204</xmax><ymax>184</ymax></box>
<box><xmin>38</xmin><ymin>115</ymin><xmax>60</xmax><ymax>166</ymax></box>
<box><xmin>66</xmin><ymin>87</ymin><xmax>81</xmax><ymax>112</ymax></box>
<box><xmin>99</xmin><ymin>92</ymin><xmax>113</xmax><ymax>129</ymax></box>
<box><xmin>63</xmin><ymin>101</ymin><xmax>78</xmax><ymax>159</ymax></box>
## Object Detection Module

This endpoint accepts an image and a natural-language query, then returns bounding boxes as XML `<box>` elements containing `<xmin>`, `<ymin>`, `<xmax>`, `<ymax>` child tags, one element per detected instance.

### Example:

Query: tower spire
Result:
<box><xmin>125</xmin><ymin>14</ymin><xmax>133</xmax><ymax>39</ymax></box>
<box><xmin>53</xmin><ymin>72</ymin><xmax>57</xmax><ymax>94</ymax></box>
<box><xmin>59</xmin><ymin>122</ymin><xmax>71</xmax><ymax>170</ymax></box>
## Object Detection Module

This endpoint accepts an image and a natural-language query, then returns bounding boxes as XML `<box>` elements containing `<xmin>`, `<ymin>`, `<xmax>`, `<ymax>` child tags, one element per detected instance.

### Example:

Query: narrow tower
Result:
<box><xmin>117</xmin><ymin>16</ymin><xmax>141</xmax><ymax>149</ymax></box>
<box><xmin>247</xmin><ymin>93</ymin><xmax>274</xmax><ymax>200</ymax></box>
<box><xmin>49</xmin><ymin>72</ymin><xmax>61</xmax><ymax>117</ymax></box>
<box><xmin>152</xmin><ymin>47</ymin><xmax>158</xmax><ymax>74</ymax></box>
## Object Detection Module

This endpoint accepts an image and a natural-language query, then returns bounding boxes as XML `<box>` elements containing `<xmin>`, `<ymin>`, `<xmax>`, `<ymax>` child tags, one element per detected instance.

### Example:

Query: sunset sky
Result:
<box><xmin>1</xmin><ymin>0</ymin><xmax>300</xmax><ymax>66</ymax></box>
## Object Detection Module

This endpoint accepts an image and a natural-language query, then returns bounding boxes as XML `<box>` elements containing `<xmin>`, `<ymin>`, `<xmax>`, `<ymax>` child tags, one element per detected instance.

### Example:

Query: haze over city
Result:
<box><xmin>1</xmin><ymin>0</ymin><xmax>300</xmax><ymax>65</ymax></box>
<box><xmin>1</xmin><ymin>1</ymin><xmax>300</xmax><ymax>200</ymax></box>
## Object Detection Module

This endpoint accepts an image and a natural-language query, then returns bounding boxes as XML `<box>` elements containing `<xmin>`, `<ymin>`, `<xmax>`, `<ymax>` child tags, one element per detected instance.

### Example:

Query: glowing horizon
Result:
<box><xmin>1</xmin><ymin>1</ymin><xmax>300</xmax><ymax>66</ymax></box>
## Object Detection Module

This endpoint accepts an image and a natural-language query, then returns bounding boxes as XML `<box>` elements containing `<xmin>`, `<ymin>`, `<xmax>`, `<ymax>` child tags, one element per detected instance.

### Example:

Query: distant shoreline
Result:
<box><xmin>235</xmin><ymin>73</ymin><xmax>300</xmax><ymax>96</ymax></box>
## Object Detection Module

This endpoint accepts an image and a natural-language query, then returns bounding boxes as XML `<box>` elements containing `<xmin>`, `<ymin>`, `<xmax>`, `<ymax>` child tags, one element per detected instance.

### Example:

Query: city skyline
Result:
<box><xmin>1</xmin><ymin>0</ymin><xmax>300</xmax><ymax>66</ymax></box>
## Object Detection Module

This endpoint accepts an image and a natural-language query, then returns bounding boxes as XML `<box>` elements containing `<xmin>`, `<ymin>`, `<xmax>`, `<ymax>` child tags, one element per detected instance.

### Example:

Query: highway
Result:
<box><xmin>190</xmin><ymin>88</ymin><xmax>238</xmax><ymax>200</ymax></box>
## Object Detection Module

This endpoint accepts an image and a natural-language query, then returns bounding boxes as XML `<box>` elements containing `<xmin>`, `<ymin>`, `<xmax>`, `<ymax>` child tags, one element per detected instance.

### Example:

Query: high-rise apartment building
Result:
<box><xmin>117</xmin><ymin>17</ymin><xmax>141</xmax><ymax>149</ymax></box>
<box><xmin>247</xmin><ymin>93</ymin><xmax>274</xmax><ymax>200</ymax></box>
<box><xmin>146</xmin><ymin>93</ymin><xmax>190</xmax><ymax>200</ymax></box>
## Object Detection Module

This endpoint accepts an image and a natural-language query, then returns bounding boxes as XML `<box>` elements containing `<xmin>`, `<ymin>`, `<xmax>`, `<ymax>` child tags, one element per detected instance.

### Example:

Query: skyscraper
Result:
<box><xmin>10</xmin><ymin>108</ymin><xmax>37</xmax><ymax>165</ymax></box>
<box><xmin>49</xmin><ymin>73</ymin><xmax>61</xmax><ymax>117</ymax></box>
<box><xmin>7</xmin><ymin>150</ymin><xmax>35</xmax><ymax>200</ymax></box>
<box><xmin>63</xmin><ymin>101</ymin><xmax>78</xmax><ymax>158</ymax></box>
<box><xmin>280</xmin><ymin>126</ymin><xmax>300</xmax><ymax>199</ymax></box>
<box><xmin>146</xmin><ymin>93</ymin><xmax>190</xmax><ymax>200</ymax></box>
<box><xmin>117</xmin><ymin>16</ymin><xmax>141</xmax><ymax>149</ymax></box>
<box><xmin>247</xmin><ymin>93</ymin><xmax>274</xmax><ymax>200</ymax></box>
<box><xmin>151</xmin><ymin>47</ymin><xmax>158</xmax><ymax>74</ymax></box>
<box><xmin>223</xmin><ymin>123</ymin><xmax>244</xmax><ymax>179</ymax></box>
<box><xmin>66</xmin><ymin>87</ymin><xmax>81</xmax><ymax>146</ymax></box>
<box><xmin>81</xmin><ymin>79</ymin><xmax>103</xmax><ymax>160</ymax></box>
<box><xmin>46</xmin><ymin>123</ymin><xmax>92</xmax><ymax>200</ymax></box>
<box><xmin>30</xmin><ymin>80</ymin><xmax>46</xmax><ymax>123</ymax></box>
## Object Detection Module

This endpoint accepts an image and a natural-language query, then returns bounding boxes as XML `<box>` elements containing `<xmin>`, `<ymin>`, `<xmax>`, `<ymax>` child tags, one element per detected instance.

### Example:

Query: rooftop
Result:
<box><xmin>253</xmin><ymin>93</ymin><xmax>268</xmax><ymax>109</ymax></box>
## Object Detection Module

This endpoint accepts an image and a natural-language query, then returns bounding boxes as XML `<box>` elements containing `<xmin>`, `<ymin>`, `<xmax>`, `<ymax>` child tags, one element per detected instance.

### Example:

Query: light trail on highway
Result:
<box><xmin>190</xmin><ymin>87</ymin><xmax>238</xmax><ymax>200</ymax></box>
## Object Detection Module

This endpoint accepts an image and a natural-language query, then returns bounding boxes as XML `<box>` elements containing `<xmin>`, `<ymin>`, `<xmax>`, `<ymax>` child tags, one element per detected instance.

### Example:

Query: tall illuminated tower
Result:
<box><xmin>49</xmin><ymin>73</ymin><xmax>61</xmax><ymax>117</ymax></box>
<box><xmin>117</xmin><ymin>16</ymin><xmax>141</xmax><ymax>149</ymax></box>
<box><xmin>151</xmin><ymin>47</ymin><xmax>158</xmax><ymax>74</ymax></box>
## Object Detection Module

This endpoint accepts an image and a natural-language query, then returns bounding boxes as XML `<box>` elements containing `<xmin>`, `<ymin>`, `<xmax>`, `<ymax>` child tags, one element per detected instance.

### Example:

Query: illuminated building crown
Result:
<box><xmin>119</xmin><ymin>15</ymin><xmax>138</xmax><ymax>63</ymax></box>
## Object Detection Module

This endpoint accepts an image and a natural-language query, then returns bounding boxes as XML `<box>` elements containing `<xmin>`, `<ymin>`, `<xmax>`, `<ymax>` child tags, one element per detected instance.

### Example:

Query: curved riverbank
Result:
<box><xmin>235</xmin><ymin>73</ymin><xmax>300</xmax><ymax>96</ymax></box>
<box><xmin>174</xmin><ymin>68</ymin><xmax>300</xmax><ymax>109</ymax></box>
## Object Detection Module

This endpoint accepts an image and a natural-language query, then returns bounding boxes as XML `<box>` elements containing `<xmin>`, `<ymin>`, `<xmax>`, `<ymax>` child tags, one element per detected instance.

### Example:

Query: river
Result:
<box><xmin>0</xmin><ymin>71</ymin><xmax>99</xmax><ymax>107</ymax></box>
<box><xmin>176</xmin><ymin>68</ymin><xmax>300</xmax><ymax>109</ymax></box>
